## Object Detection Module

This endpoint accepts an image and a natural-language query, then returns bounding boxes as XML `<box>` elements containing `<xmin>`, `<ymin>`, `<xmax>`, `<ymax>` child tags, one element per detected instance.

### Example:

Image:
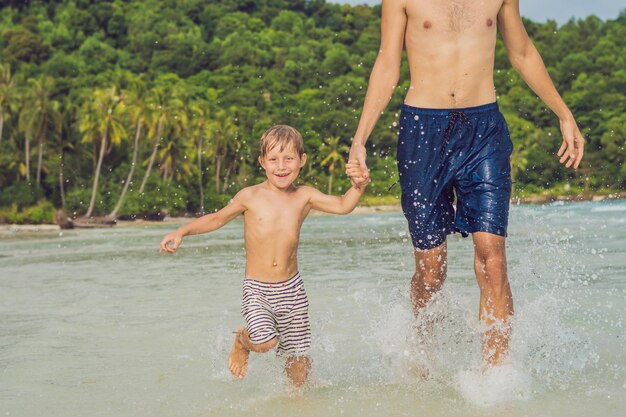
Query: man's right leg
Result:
<box><xmin>407</xmin><ymin>241</ymin><xmax>448</xmax><ymax>378</ymax></box>
<box><xmin>411</xmin><ymin>242</ymin><xmax>448</xmax><ymax>316</ymax></box>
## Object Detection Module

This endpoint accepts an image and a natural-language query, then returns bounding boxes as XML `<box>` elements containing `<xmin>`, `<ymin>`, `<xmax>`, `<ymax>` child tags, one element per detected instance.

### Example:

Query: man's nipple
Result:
<box><xmin>487</xmin><ymin>18</ymin><xmax>493</xmax><ymax>27</ymax></box>
<box><xmin>423</xmin><ymin>20</ymin><xmax>432</xmax><ymax>29</ymax></box>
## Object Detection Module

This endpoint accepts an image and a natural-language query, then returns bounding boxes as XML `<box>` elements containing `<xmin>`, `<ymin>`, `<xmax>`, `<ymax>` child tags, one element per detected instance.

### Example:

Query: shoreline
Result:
<box><xmin>1</xmin><ymin>193</ymin><xmax>624</xmax><ymax>234</ymax></box>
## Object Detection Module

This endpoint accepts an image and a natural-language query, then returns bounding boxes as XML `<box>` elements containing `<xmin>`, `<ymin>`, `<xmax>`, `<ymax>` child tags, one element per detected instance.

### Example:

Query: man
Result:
<box><xmin>347</xmin><ymin>0</ymin><xmax>584</xmax><ymax>366</ymax></box>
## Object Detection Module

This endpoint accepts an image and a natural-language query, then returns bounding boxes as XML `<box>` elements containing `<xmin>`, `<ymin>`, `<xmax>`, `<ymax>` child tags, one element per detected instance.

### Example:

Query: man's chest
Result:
<box><xmin>406</xmin><ymin>0</ymin><xmax>504</xmax><ymax>32</ymax></box>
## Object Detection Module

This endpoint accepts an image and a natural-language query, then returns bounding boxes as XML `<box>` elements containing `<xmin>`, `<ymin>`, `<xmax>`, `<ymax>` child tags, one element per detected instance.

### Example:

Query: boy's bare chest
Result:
<box><xmin>245</xmin><ymin>201</ymin><xmax>306</xmax><ymax>235</ymax></box>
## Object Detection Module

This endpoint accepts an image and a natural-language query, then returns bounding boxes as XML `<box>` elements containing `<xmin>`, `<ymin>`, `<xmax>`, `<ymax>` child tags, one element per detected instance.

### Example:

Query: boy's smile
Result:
<box><xmin>259</xmin><ymin>146</ymin><xmax>307</xmax><ymax>191</ymax></box>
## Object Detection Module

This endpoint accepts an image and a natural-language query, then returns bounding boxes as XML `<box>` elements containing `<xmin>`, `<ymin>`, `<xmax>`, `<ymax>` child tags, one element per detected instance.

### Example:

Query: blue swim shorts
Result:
<box><xmin>397</xmin><ymin>102</ymin><xmax>513</xmax><ymax>250</ymax></box>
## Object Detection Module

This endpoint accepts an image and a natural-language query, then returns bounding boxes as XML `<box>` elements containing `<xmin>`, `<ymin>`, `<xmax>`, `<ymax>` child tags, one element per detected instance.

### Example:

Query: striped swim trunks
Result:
<box><xmin>241</xmin><ymin>272</ymin><xmax>311</xmax><ymax>356</ymax></box>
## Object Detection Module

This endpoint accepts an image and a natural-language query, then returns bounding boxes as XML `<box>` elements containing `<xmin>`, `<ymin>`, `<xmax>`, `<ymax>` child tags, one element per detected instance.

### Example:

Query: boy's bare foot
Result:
<box><xmin>228</xmin><ymin>327</ymin><xmax>249</xmax><ymax>379</ymax></box>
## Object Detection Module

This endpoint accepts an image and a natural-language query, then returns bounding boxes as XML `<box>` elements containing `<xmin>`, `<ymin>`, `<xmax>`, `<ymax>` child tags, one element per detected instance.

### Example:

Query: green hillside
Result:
<box><xmin>0</xmin><ymin>0</ymin><xmax>624</xmax><ymax>222</ymax></box>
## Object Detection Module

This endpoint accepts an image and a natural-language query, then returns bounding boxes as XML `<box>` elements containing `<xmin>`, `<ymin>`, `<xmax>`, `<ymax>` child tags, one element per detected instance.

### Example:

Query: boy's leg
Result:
<box><xmin>284</xmin><ymin>355</ymin><xmax>311</xmax><ymax>387</ymax></box>
<box><xmin>472</xmin><ymin>232</ymin><xmax>513</xmax><ymax>365</ymax></box>
<box><xmin>273</xmin><ymin>273</ymin><xmax>312</xmax><ymax>386</ymax></box>
<box><xmin>228</xmin><ymin>327</ymin><xmax>278</xmax><ymax>379</ymax></box>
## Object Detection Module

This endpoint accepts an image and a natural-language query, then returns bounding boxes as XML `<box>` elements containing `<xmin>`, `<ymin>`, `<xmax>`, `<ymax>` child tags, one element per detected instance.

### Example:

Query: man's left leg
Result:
<box><xmin>472</xmin><ymin>231</ymin><xmax>513</xmax><ymax>365</ymax></box>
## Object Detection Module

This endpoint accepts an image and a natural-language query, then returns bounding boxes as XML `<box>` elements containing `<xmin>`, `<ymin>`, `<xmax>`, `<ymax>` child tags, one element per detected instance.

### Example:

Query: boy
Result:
<box><xmin>159</xmin><ymin>125</ymin><xmax>367</xmax><ymax>387</ymax></box>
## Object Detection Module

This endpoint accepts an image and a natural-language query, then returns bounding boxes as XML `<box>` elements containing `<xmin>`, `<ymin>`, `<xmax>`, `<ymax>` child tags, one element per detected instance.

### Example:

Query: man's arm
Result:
<box><xmin>349</xmin><ymin>0</ymin><xmax>407</xmax><ymax>185</ymax></box>
<box><xmin>498</xmin><ymin>0</ymin><xmax>584</xmax><ymax>169</ymax></box>
<box><xmin>159</xmin><ymin>190</ymin><xmax>248</xmax><ymax>253</ymax></box>
<box><xmin>305</xmin><ymin>185</ymin><xmax>367</xmax><ymax>215</ymax></box>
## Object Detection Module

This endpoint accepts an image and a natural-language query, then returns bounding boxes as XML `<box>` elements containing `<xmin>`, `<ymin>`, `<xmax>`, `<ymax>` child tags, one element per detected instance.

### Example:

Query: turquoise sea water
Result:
<box><xmin>1</xmin><ymin>200</ymin><xmax>625</xmax><ymax>416</ymax></box>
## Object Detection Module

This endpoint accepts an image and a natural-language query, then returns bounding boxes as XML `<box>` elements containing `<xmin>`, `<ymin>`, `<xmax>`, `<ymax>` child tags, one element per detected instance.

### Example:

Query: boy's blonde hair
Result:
<box><xmin>260</xmin><ymin>125</ymin><xmax>305</xmax><ymax>158</ymax></box>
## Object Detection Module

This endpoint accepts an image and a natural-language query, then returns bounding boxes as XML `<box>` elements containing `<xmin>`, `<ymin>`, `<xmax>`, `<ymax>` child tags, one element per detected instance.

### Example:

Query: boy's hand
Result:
<box><xmin>346</xmin><ymin>160</ymin><xmax>370</xmax><ymax>187</ymax></box>
<box><xmin>160</xmin><ymin>232</ymin><xmax>183</xmax><ymax>253</ymax></box>
<box><xmin>348</xmin><ymin>142</ymin><xmax>369</xmax><ymax>188</ymax></box>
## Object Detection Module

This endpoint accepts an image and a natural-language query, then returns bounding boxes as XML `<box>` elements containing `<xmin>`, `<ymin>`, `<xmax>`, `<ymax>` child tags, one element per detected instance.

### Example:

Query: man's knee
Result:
<box><xmin>474</xmin><ymin>249</ymin><xmax>506</xmax><ymax>269</ymax></box>
<box><xmin>412</xmin><ymin>268</ymin><xmax>444</xmax><ymax>291</ymax></box>
<box><xmin>474</xmin><ymin>237</ymin><xmax>506</xmax><ymax>269</ymax></box>
<box><xmin>475</xmin><ymin>257</ymin><xmax>510</xmax><ymax>296</ymax></box>
<box><xmin>473</xmin><ymin>233</ymin><xmax>506</xmax><ymax>260</ymax></box>
<box><xmin>413</xmin><ymin>244</ymin><xmax>447</xmax><ymax>289</ymax></box>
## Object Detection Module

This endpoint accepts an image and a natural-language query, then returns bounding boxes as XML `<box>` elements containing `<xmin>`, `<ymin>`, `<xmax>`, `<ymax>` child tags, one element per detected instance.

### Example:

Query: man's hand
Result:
<box><xmin>160</xmin><ymin>232</ymin><xmax>183</xmax><ymax>253</ymax></box>
<box><xmin>348</xmin><ymin>141</ymin><xmax>369</xmax><ymax>188</ymax></box>
<box><xmin>558</xmin><ymin>116</ymin><xmax>585</xmax><ymax>170</ymax></box>
<box><xmin>345</xmin><ymin>160</ymin><xmax>371</xmax><ymax>187</ymax></box>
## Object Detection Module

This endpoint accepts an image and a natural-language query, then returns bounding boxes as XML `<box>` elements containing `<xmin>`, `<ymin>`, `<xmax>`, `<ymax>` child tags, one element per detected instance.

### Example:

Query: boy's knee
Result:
<box><xmin>250</xmin><ymin>337</ymin><xmax>278</xmax><ymax>353</ymax></box>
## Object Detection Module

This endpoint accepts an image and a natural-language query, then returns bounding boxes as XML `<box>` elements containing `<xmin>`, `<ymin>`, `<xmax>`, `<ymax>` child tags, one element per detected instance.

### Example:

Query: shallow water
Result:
<box><xmin>1</xmin><ymin>200</ymin><xmax>625</xmax><ymax>417</ymax></box>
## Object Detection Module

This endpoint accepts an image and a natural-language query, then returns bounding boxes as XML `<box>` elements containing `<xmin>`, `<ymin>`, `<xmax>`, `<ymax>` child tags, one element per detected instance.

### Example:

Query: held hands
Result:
<box><xmin>347</xmin><ymin>142</ymin><xmax>369</xmax><ymax>188</ymax></box>
<box><xmin>345</xmin><ymin>160</ymin><xmax>371</xmax><ymax>187</ymax></box>
<box><xmin>159</xmin><ymin>232</ymin><xmax>183</xmax><ymax>254</ymax></box>
<box><xmin>558</xmin><ymin>116</ymin><xmax>585</xmax><ymax>170</ymax></box>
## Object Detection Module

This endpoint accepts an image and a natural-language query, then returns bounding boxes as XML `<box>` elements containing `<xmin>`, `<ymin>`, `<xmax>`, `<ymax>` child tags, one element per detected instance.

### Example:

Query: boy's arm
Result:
<box><xmin>498</xmin><ymin>0</ymin><xmax>584</xmax><ymax>169</ymax></box>
<box><xmin>159</xmin><ymin>190</ymin><xmax>248</xmax><ymax>253</ymax></box>
<box><xmin>305</xmin><ymin>185</ymin><xmax>367</xmax><ymax>215</ymax></box>
<box><xmin>348</xmin><ymin>0</ymin><xmax>407</xmax><ymax>186</ymax></box>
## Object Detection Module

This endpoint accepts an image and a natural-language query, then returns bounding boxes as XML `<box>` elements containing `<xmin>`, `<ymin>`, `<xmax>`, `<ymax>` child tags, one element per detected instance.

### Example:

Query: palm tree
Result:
<box><xmin>17</xmin><ymin>97</ymin><xmax>32</xmax><ymax>182</ymax></box>
<box><xmin>0</xmin><ymin>129</ymin><xmax>25</xmax><ymax>183</ymax></box>
<box><xmin>56</xmin><ymin>99</ymin><xmax>77</xmax><ymax>209</ymax></box>
<box><xmin>78</xmin><ymin>87</ymin><xmax>127</xmax><ymax>217</ymax></box>
<box><xmin>0</xmin><ymin>63</ymin><xmax>16</xmax><ymax>144</ymax></box>
<box><xmin>319</xmin><ymin>136</ymin><xmax>349</xmax><ymax>194</ymax></box>
<box><xmin>510</xmin><ymin>130</ymin><xmax>538</xmax><ymax>183</ymax></box>
<box><xmin>157</xmin><ymin>104</ymin><xmax>190</xmax><ymax>183</ymax></box>
<box><xmin>157</xmin><ymin>130</ymin><xmax>193</xmax><ymax>183</ymax></box>
<box><xmin>109</xmin><ymin>83</ymin><xmax>148</xmax><ymax>219</ymax></box>
<box><xmin>188</xmin><ymin>102</ymin><xmax>211</xmax><ymax>213</ymax></box>
<box><xmin>139</xmin><ymin>86</ymin><xmax>186</xmax><ymax>193</ymax></box>
<box><xmin>21</xmin><ymin>77</ymin><xmax>61</xmax><ymax>186</ymax></box>
<box><xmin>207</xmin><ymin>109</ymin><xmax>238</xmax><ymax>193</ymax></box>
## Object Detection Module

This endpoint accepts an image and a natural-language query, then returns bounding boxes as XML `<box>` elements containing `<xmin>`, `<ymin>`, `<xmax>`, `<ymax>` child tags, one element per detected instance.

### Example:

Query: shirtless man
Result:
<box><xmin>347</xmin><ymin>0</ymin><xmax>584</xmax><ymax>365</ymax></box>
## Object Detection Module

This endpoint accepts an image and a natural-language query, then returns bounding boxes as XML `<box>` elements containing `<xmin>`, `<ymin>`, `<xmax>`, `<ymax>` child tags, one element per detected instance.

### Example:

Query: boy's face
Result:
<box><xmin>259</xmin><ymin>144</ymin><xmax>307</xmax><ymax>191</ymax></box>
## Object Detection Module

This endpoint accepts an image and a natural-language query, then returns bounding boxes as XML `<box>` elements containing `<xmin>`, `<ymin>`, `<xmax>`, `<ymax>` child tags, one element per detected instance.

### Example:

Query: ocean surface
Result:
<box><xmin>1</xmin><ymin>200</ymin><xmax>625</xmax><ymax>417</ymax></box>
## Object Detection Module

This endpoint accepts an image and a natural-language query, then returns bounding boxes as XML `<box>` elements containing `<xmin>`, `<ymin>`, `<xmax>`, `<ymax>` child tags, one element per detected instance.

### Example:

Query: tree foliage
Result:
<box><xmin>0</xmin><ymin>1</ymin><xmax>624</xmax><ymax>220</ymax></box>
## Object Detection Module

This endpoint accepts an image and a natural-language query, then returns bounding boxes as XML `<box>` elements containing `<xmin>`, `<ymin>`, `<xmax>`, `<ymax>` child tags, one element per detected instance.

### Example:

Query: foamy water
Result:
<box><xmin>1</xmin><ymin>200</ymin><xmax>625</xmax><ymax>416</ymax></box>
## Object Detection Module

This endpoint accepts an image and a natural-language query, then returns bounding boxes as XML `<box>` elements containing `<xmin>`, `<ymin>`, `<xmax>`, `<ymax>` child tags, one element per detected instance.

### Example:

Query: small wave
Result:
<box><xmin>456</xmin><ymin>362</ymin><xmax>533</xmax><ymax>406</ymax></box>
<box><xmin>590</xmin><ymin>205</ymin><xmax>626</xmax><ymax>213</ymax></box>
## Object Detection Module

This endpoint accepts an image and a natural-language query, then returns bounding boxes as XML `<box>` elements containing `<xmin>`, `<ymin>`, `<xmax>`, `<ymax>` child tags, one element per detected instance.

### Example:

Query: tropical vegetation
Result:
<box><xmin>0</xmin><ymin>0</ymin><xmax>624</xmax><ymax>224</ymax></box>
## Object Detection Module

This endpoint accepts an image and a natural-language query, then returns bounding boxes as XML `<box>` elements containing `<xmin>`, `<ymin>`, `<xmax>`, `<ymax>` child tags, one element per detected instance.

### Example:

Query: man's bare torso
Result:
<box><xmin>242</xmin><ymin>184</ymin><xmax>311</xmax><ymax>282</ymax></box>
<box><xmin>403</xmin><ymin>0</ymin><xmax>505</xmax><ymax>108</ymax></box>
